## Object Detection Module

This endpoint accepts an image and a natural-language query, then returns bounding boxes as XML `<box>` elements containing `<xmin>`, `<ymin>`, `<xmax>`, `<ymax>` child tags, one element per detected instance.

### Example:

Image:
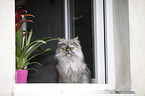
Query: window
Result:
<box><xmin>64</xmin><ymin>0</ymin><xmax>115</xmax><ymax>85</ymax></box>
<box><xmin>15</xmin><ymin>0</ymin><xmax>116</xmax><ymax>95</ymax></box>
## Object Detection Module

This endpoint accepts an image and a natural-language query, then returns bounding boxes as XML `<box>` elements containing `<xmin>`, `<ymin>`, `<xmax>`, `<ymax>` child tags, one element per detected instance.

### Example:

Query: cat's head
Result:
<box><xmin>55</xmin><ymin>37</ymin><xmax>83</xmax><ymax>59</ymax></box>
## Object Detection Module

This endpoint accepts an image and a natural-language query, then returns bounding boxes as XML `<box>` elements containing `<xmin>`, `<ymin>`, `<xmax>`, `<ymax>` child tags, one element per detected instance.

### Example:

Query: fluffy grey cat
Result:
<box><xmin>55</xmin><ymin>37</ymin><xmax>91</xmax><ymax>83</ymax></box>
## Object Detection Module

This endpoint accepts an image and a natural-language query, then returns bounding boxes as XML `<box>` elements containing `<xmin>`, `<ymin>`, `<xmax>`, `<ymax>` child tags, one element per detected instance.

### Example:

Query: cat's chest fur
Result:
<box><xmin>56</xmin><ymin>57</ymin><xmax>86</xmax><ymax>74</ymax></box>
<box><xmin>56</xmin><ymin>56</ymin><xmax>89</xmax><ymax>83</ymax></box>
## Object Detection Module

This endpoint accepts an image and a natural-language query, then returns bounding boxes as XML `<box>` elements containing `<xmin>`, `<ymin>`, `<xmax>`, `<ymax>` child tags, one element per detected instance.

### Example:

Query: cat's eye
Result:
<box><xmin>70</xmin><ymin>47</ymin><xmax>74</xmax><ymax>50</ymax></box>
<box><xmin>62</xmin><ymin>47</ymin><xmax>66</xmax><ymax>50</ymax></box>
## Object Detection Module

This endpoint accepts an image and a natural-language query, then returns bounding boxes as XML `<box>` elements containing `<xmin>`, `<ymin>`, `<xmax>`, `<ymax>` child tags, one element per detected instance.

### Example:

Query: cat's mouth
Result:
<box><xmin>65</xmin><ymin>53</ymin><xmax>72</xmax><ymax>56</ymax></box>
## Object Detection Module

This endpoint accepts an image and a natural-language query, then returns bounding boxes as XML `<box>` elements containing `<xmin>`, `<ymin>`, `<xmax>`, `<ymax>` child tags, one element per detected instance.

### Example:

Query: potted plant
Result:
<box><xmin>15</xmin><ymin>7</ymin><xmax>58</xmax><ymax>83</ymax></box>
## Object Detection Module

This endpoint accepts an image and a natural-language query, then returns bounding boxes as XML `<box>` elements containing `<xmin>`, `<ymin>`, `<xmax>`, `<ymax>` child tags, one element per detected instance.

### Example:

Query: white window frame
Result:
<box><xmin>104</xmin><ymin>0</ymin><xmax>115</xmax><ymax>88</ymax></box>
<box><xmin>93</xmin><ymin>0</ymin><xmax>115</xmax><ymax>86</ymax></box>
<box><xmin>93</xmin><ymin>0</ymin><xmax>106</xmax><ymax>84</ymax></box>
<box><xmin>15</xmin><ymin>0</ymin><xmax>117</xmax><ymax>95</ymax></box>
<box><xmin>94</xmin><ymin>0</ymin><xmax>115</xmax><ymax>88</ymax></box>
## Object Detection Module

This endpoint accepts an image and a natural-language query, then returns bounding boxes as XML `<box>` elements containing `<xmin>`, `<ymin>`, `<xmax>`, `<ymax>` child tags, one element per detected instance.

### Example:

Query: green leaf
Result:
<box><xmin>23</xmin><ymin>33</ymin><xmax>27</xmax><ymax>49</ymax></box>
<box><xmin>26</xmin><ymin>30</ymin><xmax>33</xmax><ymax>46</ymax></box>
<box><xmin>16</xmin><ymin>54</ymin><xmax>26</xmax><ymax>69</ymax></box>
<box><xmin>16</xmin><ymin>29</ymin><xmax>23</xmax><ymax>56</ymax></box>
<box><xmin>24</xmin><ymin>38</ymin><xmax>58</xmax><ymax>59</ymax></box>
<box><xmin>38</xmin><ymin>37</ymin><xmax>49</xmax><ymax>40</ymax></box>
<box><xmin>23</xmin><ymin>43</ymin><xmax>40</xmax><ymax>60</ymax></box>
<box><xmin>37</xmin><ymin>47</ymin><xmax>44</xmax><ymax>52</ymax></box>
<box><xmin>23</xmin><ymin>37</ymin><xmax>54</xmax><ymax>60</ymax></box>
<box><xmin>35</xmin><ymin>40</ymin><xmax>46</xmax><ymax>44</ymax></box>
<box><xmin>27</xmin><ymin>68</ymin><xmax>40</xmax><ymax>73</ymax></box>
<box><xmin>25</xmin><ymin>48</ymin><xmax>51</xmax><ymax>63</ymax></box>
<box><xmin>43</xmin><ymin>48</ymin><xmax>51</xmax><ymax>53</ymax></box>
<box><xmin>16</xmin><ymin>34</ymin><xmax>59</xmax><ymax>69</ymax></box>
<box><xmin>24</xmin><ymin>62</ymin><xmax>42</xmax><ymax>68</ymax></box>
<box><xmin>46</xmin><ymin>38</ymin><xmax>59</xmax><ymax>43</ymax></box>
<box><xmin>24</xmin><ymin>38</ymin><xmax>58</xmax><ymax>58</ymax></box>
<box><xmin>26</xmin><ymin>52</ymin><xmax>42</xmax><ymax>63</ymax></box>
<box><xmin>22</xmin><ymin>40</ymin><xmax>46</xmax><ymax>57</ymax></box>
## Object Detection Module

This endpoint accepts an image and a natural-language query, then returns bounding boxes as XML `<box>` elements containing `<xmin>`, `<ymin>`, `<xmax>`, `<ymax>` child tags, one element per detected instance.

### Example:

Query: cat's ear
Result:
<box><xmin>73</xmin><ymin>36</ymin><xmax>80</xmax><ymax>44</ymax></box>
<box><xmin>74</xmin><ymin>36</ymin><xmax>78</xmax><ymax>40</ymax></box>
<box><xmin>58</xmin><ymin>38</ymin><xmax>65</xmax><ymax>45</ymax></box>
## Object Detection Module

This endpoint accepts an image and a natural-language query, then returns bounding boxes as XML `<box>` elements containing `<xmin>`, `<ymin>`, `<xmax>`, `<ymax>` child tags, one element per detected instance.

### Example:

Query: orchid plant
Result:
<box><xmin>16</xmin><ymin>7</ymin><xmax>58</xmax><ymax>70</ymax></box>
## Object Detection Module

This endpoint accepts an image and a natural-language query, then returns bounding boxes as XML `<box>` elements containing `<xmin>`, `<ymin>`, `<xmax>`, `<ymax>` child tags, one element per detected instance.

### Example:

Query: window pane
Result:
<box><xmin>15</xmin><ymin>0</ymin><xmax>105</xmax><ymax>83</ymax></box>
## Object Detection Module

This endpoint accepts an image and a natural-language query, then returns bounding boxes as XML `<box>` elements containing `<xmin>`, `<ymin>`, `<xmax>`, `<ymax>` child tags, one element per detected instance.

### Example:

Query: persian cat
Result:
<box><xmin>55</xmin><ymin>37</ymin><xmax>91</xmax><ymax>83</ymax></box>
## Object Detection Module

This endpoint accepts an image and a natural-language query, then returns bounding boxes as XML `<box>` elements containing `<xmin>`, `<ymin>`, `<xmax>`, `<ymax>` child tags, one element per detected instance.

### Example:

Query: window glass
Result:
<box><xmin>16</xmin><ymin>0</ymin><xmax>102</xmax><ymax>83</ymax></box>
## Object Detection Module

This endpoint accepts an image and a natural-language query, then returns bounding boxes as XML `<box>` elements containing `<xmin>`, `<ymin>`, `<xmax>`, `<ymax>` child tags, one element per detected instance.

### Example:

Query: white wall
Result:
<box><xmin>112</xmin><ymin>0</ymin><xmax>131</xmax><ymax>91</ymax></box>
<box><xmin>0</xmin><ymin>0</ymin><xmax>15</xmax><ymax>96</ymax></box>
<box><xmin>129</xmin><ymin>0</ymin><xmax>145</xmax><ymax>96</ymax></box>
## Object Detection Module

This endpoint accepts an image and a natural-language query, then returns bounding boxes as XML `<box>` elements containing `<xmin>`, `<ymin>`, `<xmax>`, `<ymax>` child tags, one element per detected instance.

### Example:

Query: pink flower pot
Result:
<box><xmin>16</xmin><ymin>70</ymin><xmax>28</xmax><ymax>83</ymax></box>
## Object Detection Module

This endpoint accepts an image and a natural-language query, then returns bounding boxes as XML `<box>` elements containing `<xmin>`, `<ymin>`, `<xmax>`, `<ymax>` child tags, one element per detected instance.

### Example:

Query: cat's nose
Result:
<box><xmin>66</xmin><ymin>48</ymin><xmax>70</xmax><ymax>52</ymax></box>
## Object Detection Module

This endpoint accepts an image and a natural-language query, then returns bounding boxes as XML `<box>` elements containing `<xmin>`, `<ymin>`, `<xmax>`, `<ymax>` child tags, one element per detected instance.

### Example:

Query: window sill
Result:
<box><xmin>14</xmin><ymin>83</ymin><xmax>135</xmax><ymax>96</ymax></box>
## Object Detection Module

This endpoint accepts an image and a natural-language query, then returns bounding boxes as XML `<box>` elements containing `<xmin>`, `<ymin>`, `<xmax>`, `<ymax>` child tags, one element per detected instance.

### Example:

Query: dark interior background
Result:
<box><xmin>16</xmin><ymin>0</ymin><xmax>94</xmax><ymax>83</ymax></box>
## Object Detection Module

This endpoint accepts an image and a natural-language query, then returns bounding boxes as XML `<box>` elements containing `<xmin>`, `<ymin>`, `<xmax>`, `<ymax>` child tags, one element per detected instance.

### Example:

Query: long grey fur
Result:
<box><xmin>55</xmin><ymin>37</ymin><xmax>91</xmax><ymax>83</ymax></box>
